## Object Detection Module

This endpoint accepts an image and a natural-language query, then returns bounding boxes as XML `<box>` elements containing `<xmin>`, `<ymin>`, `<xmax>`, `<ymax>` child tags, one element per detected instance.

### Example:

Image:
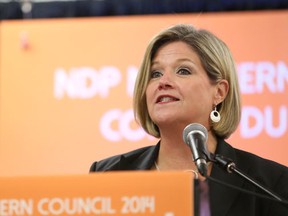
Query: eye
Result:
<box><xmin>177</xmin><ymin>68</ymin><xmax>191</xmax><ymax>75</ymax></box>
<box><xmin>150</xmin><ymin>70</ymin><xmax>163</xmax><ymax>79</ymax></box>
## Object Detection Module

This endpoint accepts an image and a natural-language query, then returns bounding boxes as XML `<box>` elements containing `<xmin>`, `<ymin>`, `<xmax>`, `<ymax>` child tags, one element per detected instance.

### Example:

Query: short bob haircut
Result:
<box><xmin>133</xmin><ymin>24</ymin><xmax>241</xmax><ymax>139</ymax></box>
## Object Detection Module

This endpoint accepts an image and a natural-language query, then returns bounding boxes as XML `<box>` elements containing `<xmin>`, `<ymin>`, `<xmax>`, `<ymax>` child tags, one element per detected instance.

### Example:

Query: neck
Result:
<box><xmin>154</xmin><ymin>160</ymin><xmax>200</xmax><ymax>179</ymax></box>
<box><xmin>157</xmin><ymin>139</ymin><xmax>197</xmax><ymax>170</ymax></box>
<box><xmin>155</xmin><ymin>129</ymin><xmax>217</xmax><ymax>176</ymax></box>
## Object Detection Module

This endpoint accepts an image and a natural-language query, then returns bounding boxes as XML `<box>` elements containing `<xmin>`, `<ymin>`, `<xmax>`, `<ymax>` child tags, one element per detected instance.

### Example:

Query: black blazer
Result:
<box><xmin>90</xmin><ymin>138</ymin><xmax>288</xmax><ymax>216</ymax></box>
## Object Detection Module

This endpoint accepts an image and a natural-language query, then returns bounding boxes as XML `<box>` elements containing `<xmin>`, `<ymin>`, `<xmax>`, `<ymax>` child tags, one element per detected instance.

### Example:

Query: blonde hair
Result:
<box><xmin>133</xmin><ymin>24</ymin><xmax>241</xmax><ymax>139</ymax></box>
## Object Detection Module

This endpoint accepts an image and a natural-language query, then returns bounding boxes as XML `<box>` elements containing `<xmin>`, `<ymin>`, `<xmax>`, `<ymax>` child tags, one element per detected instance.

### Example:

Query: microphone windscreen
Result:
<box><xmin>182</xmin><ymin>123</ymin><xmax>208</xmax><ymax>145</ymax></box>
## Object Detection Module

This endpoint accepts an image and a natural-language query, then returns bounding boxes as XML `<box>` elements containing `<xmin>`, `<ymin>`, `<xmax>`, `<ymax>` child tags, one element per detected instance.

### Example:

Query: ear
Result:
<box><xmin>214</xmin><ymin>79</ymin><xmax>229</xmax><ymax>105</ymax></box>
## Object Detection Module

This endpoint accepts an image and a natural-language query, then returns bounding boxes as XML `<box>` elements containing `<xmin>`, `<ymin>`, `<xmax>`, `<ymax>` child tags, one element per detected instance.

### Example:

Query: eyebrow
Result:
<box><xmin>151</xmin><ymin>58</ymin><xmax>196</xmax><ymax>66</ymax></box>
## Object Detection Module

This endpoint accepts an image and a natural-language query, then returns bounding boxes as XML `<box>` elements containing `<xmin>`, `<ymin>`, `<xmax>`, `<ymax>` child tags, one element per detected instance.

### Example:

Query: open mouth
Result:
<box><xmin>156</xmin><ymin>96</ymin><xmax>179</xmax><ymax>103</ymax></box>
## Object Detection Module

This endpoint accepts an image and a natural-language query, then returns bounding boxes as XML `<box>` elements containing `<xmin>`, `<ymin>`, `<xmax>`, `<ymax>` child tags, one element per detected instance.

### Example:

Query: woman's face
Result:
<box><xmin>146</xmin><ymin>41</ymin><xmax>218</xmax><ymax>130</ymax></box>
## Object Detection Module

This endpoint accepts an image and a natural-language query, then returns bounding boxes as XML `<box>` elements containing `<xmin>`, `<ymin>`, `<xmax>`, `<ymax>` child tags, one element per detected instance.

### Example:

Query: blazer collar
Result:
<box><xmin>209</xmin><ymin>138</ymin><xmax>249</xmax><ymax>216</ymax></box>
<box><xmin>117</xmin><ymin>142</ymin><xmax>160</xmax><ymax>171</ymax></box>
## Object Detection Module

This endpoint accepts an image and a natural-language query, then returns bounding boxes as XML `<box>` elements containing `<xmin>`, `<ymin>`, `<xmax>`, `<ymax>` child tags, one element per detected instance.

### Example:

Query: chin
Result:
<box><xmin>154</xmin><ymin>116</ymin><xmax>180</xmax><ymax>126</ymax></box>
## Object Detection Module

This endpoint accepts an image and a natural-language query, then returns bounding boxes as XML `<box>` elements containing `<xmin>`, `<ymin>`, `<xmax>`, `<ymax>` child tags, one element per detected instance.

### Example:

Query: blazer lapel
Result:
<box><xmin>209</xmin><ymin>139</ymin><xmax>248</xmax><ymax>216</ymax></box>
<box><xmin>116</xmin><ymin>143</ymin><xmax>160</xmax><ymax>170</ymax></box>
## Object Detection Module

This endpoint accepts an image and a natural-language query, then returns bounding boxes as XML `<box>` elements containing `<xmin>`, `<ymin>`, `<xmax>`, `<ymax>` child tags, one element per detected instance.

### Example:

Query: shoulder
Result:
<box><xmin>231</xmin><ymin>145</ymin><xmax>288</xmax><ymax>184</ymax></box>
<box><xmin>218</xmin><ymin>139</ymin><xmax>288</xmax><ymax>199</ymax></box>
<box><xmin>234</xmin><ymin>147</ymin><xmax>287</xmax><ymax>174</ymax></box>
<box><xmin>89</xmin><ymin>144</ymin><xmax>159</xmax><ymax>172</ymax></box>
<box><xmin>217</xmin><ymin>138</ymin><xmax>287</xmax><ymax>175</ymax></box>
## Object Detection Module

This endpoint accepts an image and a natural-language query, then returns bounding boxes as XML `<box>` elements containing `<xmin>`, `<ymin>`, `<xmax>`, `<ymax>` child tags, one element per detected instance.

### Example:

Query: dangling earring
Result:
<box><xmin>210</xmin><ymin>106</ymin><xmax>221</xmax><ymax>123</ymax></box>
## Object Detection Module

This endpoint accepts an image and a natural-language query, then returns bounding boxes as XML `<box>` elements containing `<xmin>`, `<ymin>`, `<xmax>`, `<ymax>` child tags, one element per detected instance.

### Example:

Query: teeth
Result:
<box><xmin>159</xmin><ymin>97</ymin><xmax>176</xmax><ymax>102</ymax></box>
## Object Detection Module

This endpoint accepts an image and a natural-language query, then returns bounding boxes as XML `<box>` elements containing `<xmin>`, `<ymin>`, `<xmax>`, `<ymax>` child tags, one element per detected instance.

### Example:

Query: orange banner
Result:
<box><xmin>0</xmin><ymin>10</ymin><xmax>287</xmax><ymax>176</ymax></box>
<box><xmin>0</xmin><ymin>172</ymin><xmax>193</xmax><ymax>216</ymax></box>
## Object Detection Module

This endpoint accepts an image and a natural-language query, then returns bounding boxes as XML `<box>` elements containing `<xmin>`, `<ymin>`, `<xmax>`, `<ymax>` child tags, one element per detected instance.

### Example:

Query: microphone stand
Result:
<box><xmin>211</xmin><ymin>153</ymin><xmax>284</xmax><ymax>202</ymax></box>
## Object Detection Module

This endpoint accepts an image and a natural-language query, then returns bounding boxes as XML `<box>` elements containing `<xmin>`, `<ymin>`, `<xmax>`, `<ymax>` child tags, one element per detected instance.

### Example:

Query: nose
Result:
<box><xmin>158</xmin><ymin>72</ymin><xmax>173</xmax><ymax>90</ymax></box>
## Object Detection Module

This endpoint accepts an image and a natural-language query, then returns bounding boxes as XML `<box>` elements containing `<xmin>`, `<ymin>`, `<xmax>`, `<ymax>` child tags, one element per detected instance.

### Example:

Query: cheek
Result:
<box><xmin>145</xmin><ymin>83</ymin><xmax>154</xmax><ymax>102</ymax></box>
<box><xmin>145</xmin><ymin>84</ymin><xmax>156</xmax><ymax>112</ymax></box>
<box><xmin>145</xmin><ymin>87</ymin><xmax>151</xmax><ymax>106</ymax></box>
<box><xmin>185</xmin><ymin>83</ymin><xmax>213</xmax><ymax>106</ymax></box>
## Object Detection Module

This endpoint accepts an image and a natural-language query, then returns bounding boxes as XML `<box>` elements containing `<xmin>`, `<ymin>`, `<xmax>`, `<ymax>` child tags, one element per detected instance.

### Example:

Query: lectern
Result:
<box><xmin>0</xmin><ymin>171</ymin><xmax>194</xmax><ymax>216</ymax></box>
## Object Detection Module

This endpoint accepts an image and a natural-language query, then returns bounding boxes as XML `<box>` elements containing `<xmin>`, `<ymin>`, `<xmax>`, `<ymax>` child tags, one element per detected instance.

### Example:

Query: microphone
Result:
<box><xmin>183</xmin><ymin>123</ymin><xmax>210</xmax><ymax>177</ymax></box>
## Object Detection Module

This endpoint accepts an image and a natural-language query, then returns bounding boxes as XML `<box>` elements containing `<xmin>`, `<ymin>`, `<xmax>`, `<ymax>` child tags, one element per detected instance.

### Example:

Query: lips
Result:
<box><xmin>156</xmin><ymin>95</ymin><xmax>179</xmax><ymax>103</ymax></box>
